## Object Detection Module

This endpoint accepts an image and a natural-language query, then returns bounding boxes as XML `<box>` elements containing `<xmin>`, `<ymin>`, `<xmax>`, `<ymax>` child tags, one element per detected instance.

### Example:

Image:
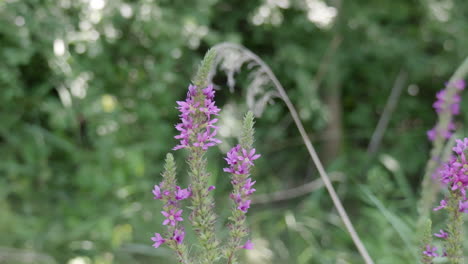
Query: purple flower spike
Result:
<box><xmin>174</xmin><ymin>84</ymin><xmax>221</xmax><ymax>151</ymax></box>
<box><xmin>427</xmin><ymin>80</ymin><xmax>465</xmax><ymax>141</ymax></box>
<box><xmin>151</xmin><ymin>233</ymin><xmax>166</xmax><ymax>248</ymax></box>
<box><xmin>161</xmin><ymin>209</ymin><xmax>184</xmax><ymax>226</ymax></box>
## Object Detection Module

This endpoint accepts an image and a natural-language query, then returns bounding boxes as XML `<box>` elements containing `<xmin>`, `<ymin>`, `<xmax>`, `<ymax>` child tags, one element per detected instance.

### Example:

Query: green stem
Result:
<box><xmin>446</xmin><ymin>190</ymin><xmax>463</xmax><ymax>264</ymax></box>
<box><xmin>188</xmin><ymin>148</ymin><xmax>219</xmax><ymax>264</ymax></box>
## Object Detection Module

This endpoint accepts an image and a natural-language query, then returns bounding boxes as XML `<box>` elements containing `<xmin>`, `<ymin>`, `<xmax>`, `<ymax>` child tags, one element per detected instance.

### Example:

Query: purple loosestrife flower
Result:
<box><xmin>224</xmin><ymin>144</ymin><xmax>260</xmax><ymax>213</ymax></box>
<box><xmin>423</xmin><ymin>245</ymin><xmax>439</xmax><ymax>257</ymax></box>
<box><xmin>223</xmin><ymin>112</ymin><xmax>260</xmax><ymax>262</ymax></box>
<box><xmin>162</xmin><ymin>209</ymin><xmax>184</xmax><ymax>226</ymax></box>
<box><xmin>433</xmin><ymin>199</ymin><xmax>447</xmax><ymax>211</ymax></box>
<box><xmin>238</xmin><ymin>148</ymin><xmax>261</xmax><ymax>166</ymax></box>
<box><xmin>153</xmin><ymin>185</ymin><xmax>163</xmax><ymax>199</ymax></box>
<box><xmin>432</xmin><ymin>137</ymin><xmax>468</xmax><ymax>263</ymax></box>
<box><xmin>242</xmin><ymin>240</ymin><xmax>254</xmax><ymax>250</ymax></box>
<box><xmin>173</xmin><ymin>228</ymin><xmax>185</xmax><ymax>244</ymax></box>
<box><xmin>151</xmin><ymin>233</ymin><xmax>166</xmax><ymax>248</ymax></box>
<box><xmin>173</xmin><ymin>84</ymin><xmax>221</xmax><ymax>151</ymax></box>
<box><xmin>175</xmin><ymin>186</ymin><xmax>191</xmax><ymax>201</ymax></box>
<box><xmin>427</xmin><ymin>80</ymin><xmax>465</xmax><ymax>142</ymax></box>
<box><xmin>434</xmin><ymin>229</ymin><xmax>449</xmax><ymax>239</ymax></box>
<box><xmin>223</xmin><ymin>144</ymin><xmax>260</xmax><ymax>176</ymax></box>
<box><xmin>447</xmin><ymin>80</ymin><xmax>466</xmax><ymax>91</ymax></box>
<box><xmin>435</xmin><ymin>139</ymin><xmax>468</xmax><ymax>201</ymax></box>
<box><xmin>150</xmin><ymin>154</ymin><xmax>190</xmax><ymax>263</ymax></box>
<box><xmin>237</xmin><ymin>200</ymin><xmax>251</xmax><ymax>213</ymax></box>
<box><xmin>458</xmin><ymin>200</ymin><xmax>468</xmax><ymax>213</ymax></box>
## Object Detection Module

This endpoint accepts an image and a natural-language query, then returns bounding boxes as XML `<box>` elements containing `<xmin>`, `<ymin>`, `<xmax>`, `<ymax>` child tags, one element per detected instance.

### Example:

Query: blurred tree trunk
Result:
<box><xmin>320</xmin><ymin>0</ymin><xmax>344</xmax><ymax>166</ymax></box>
<box><xmin>322</xmin><ymin>83</ymin><xmax>343</xmax><ymax>166</ymax></box>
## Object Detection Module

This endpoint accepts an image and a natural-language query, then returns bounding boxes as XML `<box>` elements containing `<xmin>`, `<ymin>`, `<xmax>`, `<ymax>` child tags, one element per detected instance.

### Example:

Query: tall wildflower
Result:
<box><xmin>151</xmin><ymin>153</ymin><xmax>191</xmax><ymax>263</ymax></box>
<box><xmin>174</xmin><ymin>50</ymin><xmax>221</xmax><ymax>263</ymax></box>
<box><xmin>224</xmin><ymin>112</ymin><xmax>260</xmax><ymax>263</ymax></box>
<box><xmin>150</xmin><ymin>49</ymin><xmax>261</xmax><ymax>264</ymax></box>
<box><xmin>428</xmin><ymin>138</ymin><xmax>468</xmax><ymax>264</ymax></box>
<box><xmin>419</xmin><ymin>80</ymin><xmax>465</xmax><ymax>220</ymax></box>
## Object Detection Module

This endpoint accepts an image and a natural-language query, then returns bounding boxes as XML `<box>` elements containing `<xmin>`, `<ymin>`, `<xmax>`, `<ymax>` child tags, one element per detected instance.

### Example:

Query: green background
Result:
<box><xmin>1</xmin><ymin>0</ymin><xmax>468</xmax><ymax>263</ymax></box>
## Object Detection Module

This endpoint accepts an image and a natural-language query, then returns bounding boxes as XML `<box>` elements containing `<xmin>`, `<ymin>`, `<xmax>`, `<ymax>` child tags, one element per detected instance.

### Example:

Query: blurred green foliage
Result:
<box><xmin>1</xmin><ymin>0</ymin><xmax>468</xmax><ymax>263</ymax></box>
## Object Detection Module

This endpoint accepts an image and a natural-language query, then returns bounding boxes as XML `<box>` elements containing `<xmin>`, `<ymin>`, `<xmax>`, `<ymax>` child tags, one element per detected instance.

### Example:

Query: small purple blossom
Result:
<box><xmin>202</xmin><ymin>84</ymin><xmax>215</xmax><ymax>100</ymax></box>
<box><xmin>151</xmin><ymin>233</ymin><xmax>166</xmax><ymax>248</ymax></box>
<box><xmin>230</xmin><ymin>193</ymin><xmax>242</xmax><ymax>203</ymax></box>
<box><xmin>175</xmin><ymin>186</ymin><xmax>191</xmax><ymax>200</ymax></box>
<box><xmin>193</xmin><ymin>130</ymin><xmax>221</xmax><ymax>150</ymax></box>
<box><xmin>153</xmin><ymin>185</ymin><xmax>162</xmax><ymax>199</ymax></box>
<box><xmin>237</xmin><ymin>199</ymin><xmax>251</xmax><ymax>213</ymax></box>
<box><xmin>433</xmin><ymin>199</ymin><xmax>447</xmax><ymax>211</ymax></box>
<box><xmin>423</xmin><ymin>245</ymin><xmax>439</xmax><ymax>257</ymax></box>
<box><xmin>162</xmin><ymin>209</ymin><xmax>184</xmax><ymax>226</ymax></box>
<box><xmin>225</xmin><ymin>145</ymin><xmax>241</xmax><ymax>166</ymax></box>
<box><xmin>434</xmin><ymin>229</ymin><xmax>448</xmax><ymax>239</ymax></box>
<box><xmin>242</xmin><ymin>240</ymin><xmax>254</xmax><ymax>250</ymax></box>
<box><xmin>243</xmin><ymin>178</ymin><xmax>256</xmax><ymax>195</ymax></box>
<box><xmin>208</xmin><ymin>185</ymin><xmax>216</xmax><ymax>191</ymax></box>
<box><xmin>459</xmin><ymin>200</ymin><xmax>468</xmax><ymax>213</ymax></box>
<box><xmin>173</xmin><ymin>228</ymin><xmax>185</xmax><ymax>244</ymax></box>
<box><xmin>453</xmin><ymin>138</ymin><xmax>468</xmax><ymax>155</ymax></box>
<box><xmin>446</xmin><ymin>79</ymin><xmax>466</xmax><ymax>91</ymax></box>
<box><xmin>427</xmin><ymin>128</ymin><xmax>436</xmax><ymax>141</ymax></box>
<box><xmin>238</xmin><ymin>148</ymin><xmax>261</xmax><ymax>166</ymax></box>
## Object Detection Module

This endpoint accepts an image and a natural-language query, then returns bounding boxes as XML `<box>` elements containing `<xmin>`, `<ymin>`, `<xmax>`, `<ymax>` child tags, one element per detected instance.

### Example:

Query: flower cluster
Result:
<box><xmin>150</xmin><ymin>183</ymin><xmax>191</xmax><ymax>248</ymax></box>
<box><xmin>427</xmin><ymin>138</ymin><xmax>468</xmax><ymax>262</ymax></box>
<box><xmin>435</xmin><ymin>138</ymin><xmax>468</xmax><ymax>209</ymax></box>
<box><xmin>174</xmin><ymin>84</ymin><xmax>221</xmax><ymax>150</ymax></box>
<box><xmin>224</xmin><ymin>145</ymin><xmax>261</xmax><ymax>176</ymax></box>
<box><xmin>224</xmin><ymin>144</ymin><xmax>260</xmax><ymax>213</ymax></box>
<box><xmin>151</xmin><ymin>51</ymin><xmax>262</xmax><ymax>263</ymax></box>
<box><xmin>427</xmin><ymin>80</ymin><xmax>465</xmax><ymax>141</ymax></box>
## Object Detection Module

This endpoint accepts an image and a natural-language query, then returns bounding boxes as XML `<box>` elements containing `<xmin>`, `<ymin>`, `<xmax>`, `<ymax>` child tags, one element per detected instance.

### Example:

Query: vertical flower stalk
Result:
<box><xmin>174</xmin><ymin>50</ymin><xmax>222</xmax><ymax>264</ymax></box>
<box><xmin>224</xmin><ymin>112</ymin><xmax>260</xmax><ymax>264</ymax></box>
<box><xmin>419</xmin><ymin>80</ymin><xmax>465</xmax><ymax>220</ymax></box>
<box><xmin>430</xmin><ymin>138</ymin><xmax>468</xmax><ymax>264</ymax></box>
<box><xmin>420</xmin><ymin>220</ymin><xmax>437</xmax><ymax>264</ymax></box>
<box><xmin>151</xmin><ymin>153</ymin><xmax>191</xmax><ymax>263</ymax></box>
